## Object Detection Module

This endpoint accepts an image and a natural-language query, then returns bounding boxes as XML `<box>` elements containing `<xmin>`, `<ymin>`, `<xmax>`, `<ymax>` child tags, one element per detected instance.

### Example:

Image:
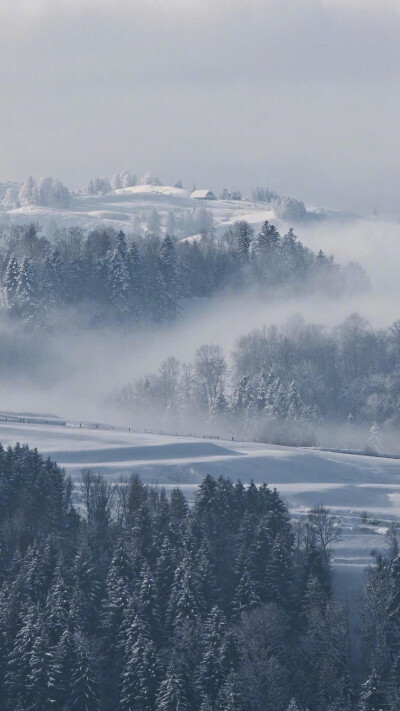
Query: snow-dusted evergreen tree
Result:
<box><xmin>216</xmin><ymin>671</ymin><xmax>244</xmax><ymax>711</ymax></box>
<box><xmin>286</xmin><ymin>381</ymin><xmax>305</xmax><ymax>421</ymax></box>
<box><xmin>266</xmin><ymin>534</ymin><xmax>296</xmax><ymax>610</ymax></box>
<box><xmin>235</xmin><ymin>221</ymin><xmax>253</xmax><ymax>265</ymax></box>
<box><xmin>71</xmin><ymin>543</ymin><xmax>102</xmax><ymax>636</ymax></box>
<box><xmin>4</xmin><ymin>257</ymin><xmax>19</xmax><ymax>315</ymax></box>
<box><xmin>233</xmin><ymin>376</ymin><xmax>254</xmax><ymax>413</ymax></box>
<box><xmin>272</xmin><ymin>380</ymin><xmax>289</xmax><ymax>419</ymax></box>
<box><xmin>232</xmin><ymin>564</ymin><xmax>260</xmax><ymax>616</ymax></box>
<box><xmin>70</xmin><ymin>636</ymin><xmax>100</xmax><ymax>711</ymax></box>
<box><xmin>167</xmin><ymin>556</ymin><xmax>204</xmax><ymax>628</ymax></box>
<box><xmin>27</xmin><ymin>625</ymin><xmax>53</xmax><ymax>710</ymax></box>
<box><xmin>43</xmin><ymin>247</ymin><xmax>64</xmax><ymax>310</ymax></box>
<box><xmin>128</xmin><ymin>241</ymin><xmax>142</xmax><ymax>320</ymax></box>
<box><xmin>196</xmin><ymin>606</ymin><xmax>227</xmax><ymax>704</ymax></box>
<box><xmin>160</xmin><ymin>235</ymin><xmax>179</xmax><ymax>320</ymax></box>
<box><xmin>44</xmin><ymin>559</ymin><xmax>71</xmax><ymax>645</ymax></box>
<box><xmin>137</xmin><ymin>562</ymin><xmax>160</xmax><ymax>642</ymax></box>
<box><xmin>251</xmin><ymin>220</ymin><xmax>282</xmax><ymax>283</ymax></box>
<box><xmin>120</xmin><ymin>624</ymin><xmax>159</xmax><ymax>711</ymax></box>
<box><xmin>50</xmin><ymin>625</ymin><xmax>76</xmax><ymax>708</ymax></box>
<box><xmin>107</xmin><ymin>248</ymin><xmax>130</xmax><ymax>323</ymax></box>
<box><xmin>156</xmin><ymin>663</ymin><xmax>189</xmax><ymax>711</ymax></box>
<box><xmin>16</xmin><ymin>257</ymin><xmax>38</xmax><ymax>324</ymax></box>
<box><xmin>5</xmin><ymin>605</ymin><xmax>38</xmax><ymax>710</ymax></box>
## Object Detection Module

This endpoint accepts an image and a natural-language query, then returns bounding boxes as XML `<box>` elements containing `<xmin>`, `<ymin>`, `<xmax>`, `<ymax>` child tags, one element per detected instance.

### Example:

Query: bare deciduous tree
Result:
<box><xmin>307</xmin><ymin>505</ymin><xmax>342</xmax><ymax>560</ymax></box>
<box><xmin>194</xmin><ymin>344</ymin><xmax>227</xmax><ymax>408</ymax></box>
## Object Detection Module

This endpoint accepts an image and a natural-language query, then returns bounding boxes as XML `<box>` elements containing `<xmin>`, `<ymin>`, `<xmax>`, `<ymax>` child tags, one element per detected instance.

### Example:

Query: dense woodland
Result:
<box><xmin>114</xmin><ymin>315</ymin><xmax>400</xmax><ymax>450</ymax></box>
<box><xmin>0</xmin><ymin>444</ymin><xmax>399</xmax><ymax>710</ymax></box>
<box><xmin>0</xmin><ymin>221</ymin><xmax>366</xmax><ymax>329</ymax></box>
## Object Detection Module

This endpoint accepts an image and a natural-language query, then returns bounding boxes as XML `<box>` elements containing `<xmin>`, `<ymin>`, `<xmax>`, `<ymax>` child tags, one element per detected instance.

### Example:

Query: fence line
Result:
<box><xmin>1</xmin><ymin>415</ymin><xmax>400</xmax><ymax>460</ymax></box>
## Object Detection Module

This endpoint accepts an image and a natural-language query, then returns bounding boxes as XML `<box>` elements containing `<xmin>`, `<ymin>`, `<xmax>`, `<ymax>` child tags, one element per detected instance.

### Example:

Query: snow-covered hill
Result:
<box><xmin>1</xmin><ymin>415</ymin><xmax>398</xmax><ymax>579</ymax></box>
<box><xmin>0</xmin><ymin>182</ymin><xmax>348</xmax><ymax>237</ymax></box>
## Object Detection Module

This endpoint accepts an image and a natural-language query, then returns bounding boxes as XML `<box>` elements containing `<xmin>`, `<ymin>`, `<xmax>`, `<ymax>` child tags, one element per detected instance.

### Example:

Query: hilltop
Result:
<box><xmin>0</xmin><ymin>177</ymin><xmax>356</xmax><ymax>237</ymax></box>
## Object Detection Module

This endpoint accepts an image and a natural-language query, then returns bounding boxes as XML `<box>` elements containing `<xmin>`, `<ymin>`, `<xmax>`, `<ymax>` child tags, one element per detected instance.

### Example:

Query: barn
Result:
<box><xmin>190</xmin><ymin>189</ymin><xmax>217</xmax><ymax>200</ymax></box>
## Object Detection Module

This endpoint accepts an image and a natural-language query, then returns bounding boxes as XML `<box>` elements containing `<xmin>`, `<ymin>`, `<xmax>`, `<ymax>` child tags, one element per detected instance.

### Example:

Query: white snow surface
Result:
<box><xmin>1</xmin><ymin>415</ymin><xmax>398</xmax><ymax>576</ymax></box>
<box><xmin>0</xmin><ymin>184</ymin><xmax>333</xmax><ymax>235</ymax></box>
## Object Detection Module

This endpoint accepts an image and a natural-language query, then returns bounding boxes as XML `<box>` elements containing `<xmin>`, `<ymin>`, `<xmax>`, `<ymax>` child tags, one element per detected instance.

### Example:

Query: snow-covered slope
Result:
<box><xmin>1</xmin><ymin>416</ymin><xmax>398</xmax><ymax>573</ymax></box>
<box><xmin>0</xmin><ymin>183</ymin><xmax>347</xmax><ymax>236</ymax></box>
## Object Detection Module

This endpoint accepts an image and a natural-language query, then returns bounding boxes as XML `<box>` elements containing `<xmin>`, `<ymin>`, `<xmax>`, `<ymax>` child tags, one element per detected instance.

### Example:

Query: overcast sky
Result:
<box><xmin>1</xmin><ymin>0</ymin><xmax>399</xmax><ymax>214</ymax></box>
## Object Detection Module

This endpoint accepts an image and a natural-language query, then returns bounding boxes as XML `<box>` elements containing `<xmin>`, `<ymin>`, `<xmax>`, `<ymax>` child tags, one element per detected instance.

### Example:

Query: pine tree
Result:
<box><xmin>27</xmin><ymin>625</ymin><xmax>53</xmax><ymax>710</ymax></box>
<box><xmin>233</xmin><ymin>376</ymin><xmax>254</xmax><ymax>413</ymax></box>
<box><xmin>196</xmin><ymin>606</ymin><xmax>227</xmax><ymax>704</ymax></box>
<box><xmin>137</xmin><ymin>562</ymin><xmax>160</xmax><ymax>642</ymax></box>
<box><xmin>286</xmin><ymin>381</ymin><xmax>305</xmax><ymax>421</ymax></box>
<box><xmin>216</xmin><ymin>671</ymin><xmax>244</xmax><ymax>711</ymax></box>
<box><xmin>4</xmin><ymin>257</ymin><xmax>19</xmax><ymax>315</ymax></box>
<box><xmin>107</xmin><ymin>248</ymin><xmax>131</xmax><ymax>323</ymax></box>
<box><xmin>43</xmin><ymin>247</ymin><xmax>64</xmax><ymax>311</ymax></box>
<box><xmin>120</xmin><ymin>623</ymin><xmax>153</xmax><ymax>711</ymax></box>
<box><xmin>71</xmin><ymin>543</ymin><xmax>102</xmax><ymax>636</ymax></box>
<box><xmin>167</xmin><ymin>556</ymin><xmax>204</xmax><ymax>628</ymax></box>
<box><xmin>232</xmin><ymin>565</ymin><xmax>260</xmax><ymax>616</ymax></box>
<box><xmin>70</xmin><ymin>636</ymin><xmax>100</xmax><ymax>711</ymax></box>
<box><xmin>5</xmin><ymin>604</ymin><xmax>38</xmax><ymax>710</ymax></box>
<box><xmin>45</xmin><ymin>558</ymin><xmax>71</xmax><ymax>645</ymax></box>
<box><xmin>251</xmin><ymin>221</ymin><xmax>282</xmax><ymax>283</ymax></box>
<box><xmin>128</xmin><ymin>241</ymin><xmax>142</xmax><ymax>321</ymax></box>
<box><xmin>50</xmin><ymin>625</ymin><xmax>76</xmax><ymax>709</ymax></box>
<box><xmin>156</xmin><ymin>663</ymin><xmax>188</xmax><ymax>711</ymax></box>
<box><xmin>100</xmin><ymin>539</ymin><xmax>133</xmax><ymax>707</ymax></box>
<box><xmin>138</xmin><ymin>639</ymin><xmax>159</xmax><ymax>711</ymax></box>
<box><xmin>160</xmin><ymin>235</ymin><xmax>179</xmax><ymax>320</ymax></box>
<box><xmin>155</xmin><ymin>537</ymin><xmax>177</xmax><ymax>623</ymax></box>
<box><xmin>235</xmin><ymin>221</ymin><xmax>253</xmax><ymax>265</ymax></box>
<box><xmin>116</xmin><ymin>230</ymin><xmax>128</xmax><ymax>261</ymax></box>
<box><xmin>266</xmin><ymin>534</ymin><xmax>296</xmax><ymax>611</ymax></box>
<box><xmin>16</xmin><ymin>257</ymin><xmax>39</xmax><ymax>325</ymax></box>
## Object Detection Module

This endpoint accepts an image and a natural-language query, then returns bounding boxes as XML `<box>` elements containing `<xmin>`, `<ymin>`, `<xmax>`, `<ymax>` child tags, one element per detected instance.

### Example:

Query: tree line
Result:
<box><xmin>0</xmin><ymin>221</ymin><xmax>366</xmax><ymax>329</ymax></box>
<box><xmin>0</xmin><ymin>442</ymin><xmax>397</xmax><ymax>710</ymax></box>
<box><xmin>113</xmin><ymin>314</ymin><xmax>400</xmax><ymax>450</ymax></box>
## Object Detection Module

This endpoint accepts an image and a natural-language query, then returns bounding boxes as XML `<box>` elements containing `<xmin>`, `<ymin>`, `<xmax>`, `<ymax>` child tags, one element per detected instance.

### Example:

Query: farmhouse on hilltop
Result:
<box><xmin>190</xmin><ymin>189</ymin><xmax>217</xmax><ymax>200</ymax></box>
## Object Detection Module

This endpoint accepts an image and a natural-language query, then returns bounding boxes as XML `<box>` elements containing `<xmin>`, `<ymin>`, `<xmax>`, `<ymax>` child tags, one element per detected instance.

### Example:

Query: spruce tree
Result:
<box><xmin>160</xmin><ymin>235</ymin><xmax>179</xmax><ymax>321</ymax></box>
<box><xmin>70</xmin><ymin>636</ymin><xmax>100</xmax><ymax>711</ymax></box>
<box><xmin>16</xmin><ymin>257</ymin><xmax>39</xmax><ymax>325</ymax></box>
<box><xmin>216</xmin><ymin>670</ymin><xmax>244</xmax><ymax>711</ymax></box>
<box><xmin>156</xmin><ymin>663</ymin><xmax>188</xmax><ymax>711</ymax></box>
<box><xmin>4</xmin><ymin>257</ymin><xmax>19</xmax><ymax>315</ymax></box>
<box><xmin>196</xmin><ymin>606</ymin><xmax>227</xmax><ymax>704</ymax></box>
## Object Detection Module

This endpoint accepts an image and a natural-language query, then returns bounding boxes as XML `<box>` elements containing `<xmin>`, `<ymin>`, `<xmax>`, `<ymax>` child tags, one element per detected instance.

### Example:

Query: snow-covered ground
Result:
<box><xmin>1</xmin><ymin>415</ymin><xmax>398</xmax><ymax>580</ymax></box>
<box><xmin>0</xmin><ymin>183</ymin><xmax>347</xmax><ymax>237</ymax></box>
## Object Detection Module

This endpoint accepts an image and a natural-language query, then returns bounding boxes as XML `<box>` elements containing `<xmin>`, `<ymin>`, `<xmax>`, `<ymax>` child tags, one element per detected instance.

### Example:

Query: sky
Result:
<box><xmin>1</xmin><ymin>0</ymin><xmax>400</xmax><ymax>214</ymax></box>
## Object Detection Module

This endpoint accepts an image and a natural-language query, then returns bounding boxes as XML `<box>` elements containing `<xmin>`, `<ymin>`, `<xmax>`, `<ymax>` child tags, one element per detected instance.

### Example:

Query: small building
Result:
<box><xmin>190</xmin><ymin>189</ymin><xmax>217</xmax><ymax>200</ymax></box>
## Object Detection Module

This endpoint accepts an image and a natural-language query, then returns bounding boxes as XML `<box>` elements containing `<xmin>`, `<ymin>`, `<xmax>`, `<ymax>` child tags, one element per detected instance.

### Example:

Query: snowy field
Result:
<box><xmin>0</xmin><ymin>185</ymin><xmax>280</xmax><ymax>234</ymax></box>
<box><xmin>0</xmin><ymin>182</ymin><xmax>355</xmax><ymax>239</ymax></box>
<box><xmin>1</xmin><ymin>415</ymin><xmax>399</xmax><ymax>586</ymax></box>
